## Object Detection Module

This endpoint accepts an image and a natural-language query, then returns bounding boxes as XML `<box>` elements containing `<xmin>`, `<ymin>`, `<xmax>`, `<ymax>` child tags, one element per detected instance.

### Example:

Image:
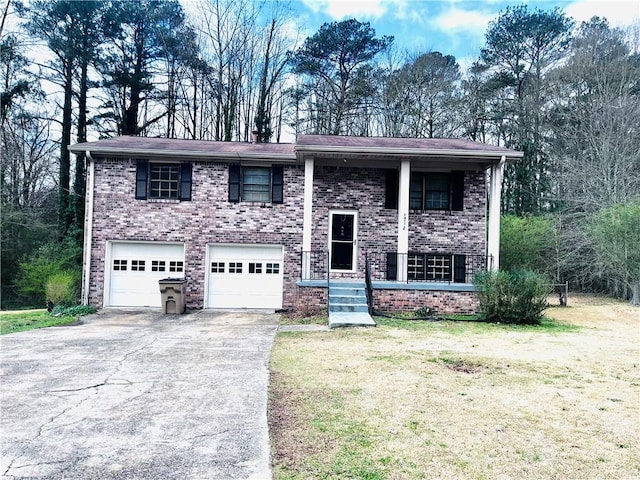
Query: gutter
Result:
<box><xmin>294</xmin><ymin>145</ymin><xmax>523</xmax><ymax>161</ymax></box>
<box><xmin>81</xmin><ymin>150</ymin><xmax>95</xmax><ymax>305</ymax></box>
<box><xmin>67</xmin><ymin>146</ymin><xmax>297</xmax><ymax>163</ymax></box>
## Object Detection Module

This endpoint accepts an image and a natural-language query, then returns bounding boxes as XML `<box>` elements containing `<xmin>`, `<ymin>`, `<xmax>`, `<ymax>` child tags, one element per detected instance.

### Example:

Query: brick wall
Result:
<box><xmin>88</xmin><ymin>157</ymin><xmax>304</xmax><ymax>309</ymax></box>
<box><xmin>374</xmin><ymin>289</ymin><xmax>479</xmax><ymax>314</ymax></box>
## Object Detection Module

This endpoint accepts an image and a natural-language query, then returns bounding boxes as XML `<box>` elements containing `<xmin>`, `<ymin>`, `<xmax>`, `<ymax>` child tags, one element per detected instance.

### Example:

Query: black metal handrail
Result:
<box><xmin>364</xmin><ymin>252</ymin><xmax>374</xmax><ymax>315</ymax></box>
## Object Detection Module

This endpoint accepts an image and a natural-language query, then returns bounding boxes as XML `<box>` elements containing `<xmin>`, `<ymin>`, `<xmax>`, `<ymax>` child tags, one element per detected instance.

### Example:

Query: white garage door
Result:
<box><xmin>207</xmin><ymin>244</ymin><xmax>284</xmax><ymax>309</ymax></box>
<box><xmin>108</xmin><ymin>242</ymin><xmax>185</xmax><ymax>307</ymax></box>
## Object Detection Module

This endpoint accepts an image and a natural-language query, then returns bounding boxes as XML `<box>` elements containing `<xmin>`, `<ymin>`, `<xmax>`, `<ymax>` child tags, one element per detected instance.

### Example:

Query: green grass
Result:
<box><xmin>0</xmin><ymin>308</ymin><xmax>92</xmax><ymax>335</ymax></box>
<box><xmin>374</xmin><ymin>315</ymin><xmax>578</xmax><ymax>334</ymax></box>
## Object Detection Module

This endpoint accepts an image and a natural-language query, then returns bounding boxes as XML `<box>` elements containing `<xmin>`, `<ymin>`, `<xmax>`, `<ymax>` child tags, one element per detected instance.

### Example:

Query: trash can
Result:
<box><xmin>159</xmin><ymin>278</ymin><xmax>187</xmax><ymax>314</ymax></box>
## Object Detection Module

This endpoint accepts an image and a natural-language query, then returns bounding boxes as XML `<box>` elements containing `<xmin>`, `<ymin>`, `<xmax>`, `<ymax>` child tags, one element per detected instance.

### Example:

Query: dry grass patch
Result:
<box><xmin>269</xmin><ymin>295</ymin><xmax>640</xmax><ymax>479</ymax></box>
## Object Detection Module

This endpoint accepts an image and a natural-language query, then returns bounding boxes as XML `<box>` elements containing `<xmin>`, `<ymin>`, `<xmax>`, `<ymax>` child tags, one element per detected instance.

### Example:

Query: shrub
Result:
<box><xmin>474</xmin><ymin>270</ymin><xmax>551</xmax><ymax>324</ymax></box>
<box><xmin>500</xmin><ymin>215</ymin><xmax>555</xmax><ymax>274</ymax></box>
<box><xmin>45</xmin><ymin>271</ymin><xmax>79</xmax><ymax>306</ymax></box>
<box><xmin>15</xmin><ymin>239</ymin><xmax>82</xmax><ymax>307</ymax></box>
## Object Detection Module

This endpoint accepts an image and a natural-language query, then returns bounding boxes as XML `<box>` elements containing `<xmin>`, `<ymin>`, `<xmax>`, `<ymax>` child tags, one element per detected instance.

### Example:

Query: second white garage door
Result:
<box><xmin>206</xmin><ymin>244</ymin><xmax>284</xmax><ymax>309</ymax></box>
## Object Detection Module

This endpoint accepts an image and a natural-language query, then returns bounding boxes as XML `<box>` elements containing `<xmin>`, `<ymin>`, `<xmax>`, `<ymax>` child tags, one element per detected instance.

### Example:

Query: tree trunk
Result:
<box><xmin>59</xmin><ymin>58</ymin><xmax>73</xmax><ymax>238</ymax></box>
<box><xmin>631</xmin><ymin>282</ymin><xmax>640</xmax><ymax>306</ymax></box>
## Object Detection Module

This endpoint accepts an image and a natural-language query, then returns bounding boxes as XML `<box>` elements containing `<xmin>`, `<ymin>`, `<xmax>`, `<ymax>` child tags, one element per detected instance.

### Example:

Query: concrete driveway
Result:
<box><xmin>0</xmin><ymin>309</ymin><xmax>278</xmax><ymax>479</ymax></box>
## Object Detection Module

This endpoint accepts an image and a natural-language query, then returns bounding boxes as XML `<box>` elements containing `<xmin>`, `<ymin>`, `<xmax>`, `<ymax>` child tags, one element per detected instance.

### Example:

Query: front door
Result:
<box><xmin>329</xmin><ymin>211</ymin><xmax>357</xmax><ymax>271</ymax></box>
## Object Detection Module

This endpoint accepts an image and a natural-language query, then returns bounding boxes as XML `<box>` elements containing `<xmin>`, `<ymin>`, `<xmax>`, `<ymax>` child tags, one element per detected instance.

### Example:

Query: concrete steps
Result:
<box><xmin>328</xmin><ymin>281</ymin><xmax>376</xmax><ymax>328</ymax></box>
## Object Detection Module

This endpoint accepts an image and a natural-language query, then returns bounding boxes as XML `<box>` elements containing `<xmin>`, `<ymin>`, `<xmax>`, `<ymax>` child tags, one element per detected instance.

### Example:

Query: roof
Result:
<box><xmin>69</xmin><ymin>135</ymin><xmax>522</xmax><ymax>165</ymax></box>
<box><xmin>69</xmin><ymin>136</ymin><xmax>296</xmax><ymax>161</ymax></box>
<box><xmin>296</xmin><ymin>135</ymin><xmax>522</xmax><ymax>161</ymax></box>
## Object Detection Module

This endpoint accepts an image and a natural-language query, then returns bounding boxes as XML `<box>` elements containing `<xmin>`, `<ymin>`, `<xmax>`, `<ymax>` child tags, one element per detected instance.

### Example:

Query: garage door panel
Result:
<box><xmin>108</xmin><ymin>242</ymin><xmax>184</xmax><ymax>307</ymax></box>
<box><xmin>207</xmin><ymin>245</ymin><xmax>283</xmax><ymax>309</ymax></box>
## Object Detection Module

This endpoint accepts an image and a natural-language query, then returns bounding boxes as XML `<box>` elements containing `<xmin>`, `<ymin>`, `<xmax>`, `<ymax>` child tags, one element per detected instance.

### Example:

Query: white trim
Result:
<box><xmin>487</xmin><ymin>156</ymin><xmax>506</xmax><ymax>271</ymax></box>
<box><xmin>295</xmin><ymin>144</ymin><xmax>523</xmax><ymax>160</ymax></box>
<box><xmin>81</xmin><ymin>152</ymin><xmax>95</xmax><ymax>305</ymax></box>
<box><xmin>302</xmin><ymin>158</ymin><xmax>314</xmax><ymax>279</ymax></box>
<box><xmin>328</xmin><ymin>210</ymin><xmax>358</xmax><ymax>274</ymax></box>
<box><xmin>397</xmin><ymin>160</ymin><xmax>411</xmax><ymax>282</ymax></box>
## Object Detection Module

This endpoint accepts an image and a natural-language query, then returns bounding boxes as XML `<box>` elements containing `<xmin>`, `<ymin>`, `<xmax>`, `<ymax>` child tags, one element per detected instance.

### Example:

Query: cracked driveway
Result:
<box><xmin>0</xmin><ymin>309</ymin><xmax>278</xmax><ymax>479</ymax></box>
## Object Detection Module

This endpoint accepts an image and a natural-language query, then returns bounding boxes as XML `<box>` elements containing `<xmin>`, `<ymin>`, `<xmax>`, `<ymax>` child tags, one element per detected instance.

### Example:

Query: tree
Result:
<box><xmin>383</xmin><ymin>51</ymin><xmax>461</xmax><ymax>138</ymax></box>
<box><xmin>98</xmin><ymin>0</ymin><xmax>190</xmax><ymax>136</ymax></box>
<box><xmin>480</xmin><ymin>5</ymin><xmax>573</xmax><ymax>214</ymax></box>
<box><xmin>291</xmin><ymin>18</ymin><xmax>393</xmax><ymax>135</ymax></box>
<box><xmin>590</xmin><ymin>201</ymin><xmax>640</xmax><ymax>305</ymax></box>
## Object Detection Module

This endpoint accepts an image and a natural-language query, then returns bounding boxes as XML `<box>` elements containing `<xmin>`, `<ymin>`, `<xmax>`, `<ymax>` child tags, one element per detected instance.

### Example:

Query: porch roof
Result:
<box><xmin>295</xmin><ymin>135</ymin><xmax>523</xmax><ymax>166</ymax></box>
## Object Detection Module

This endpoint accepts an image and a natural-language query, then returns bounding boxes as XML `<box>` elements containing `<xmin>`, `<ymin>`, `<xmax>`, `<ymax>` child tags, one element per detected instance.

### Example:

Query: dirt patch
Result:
<box><xmin>269</xmin><ymin>295</ymin><xmax>640</xmax><ymax>479</ymax></box>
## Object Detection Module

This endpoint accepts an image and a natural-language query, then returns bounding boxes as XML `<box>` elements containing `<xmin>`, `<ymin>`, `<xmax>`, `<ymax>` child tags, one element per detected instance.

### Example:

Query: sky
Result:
<box><xmin>288</xmin><ymin>0</ymin><xmax>640</xmax><ymax>67</ymax></box>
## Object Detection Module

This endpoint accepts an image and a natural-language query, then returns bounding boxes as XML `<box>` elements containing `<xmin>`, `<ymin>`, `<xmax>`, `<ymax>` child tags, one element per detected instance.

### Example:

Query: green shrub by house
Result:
<box><xmin>45</xmin><ymin>271</ymin><xmax>79</xmax><ymax>307</ymax></box>
<box><xmin>474</xmin><ymin>270</ymin><xmax>551</xmax><ymax>324</ymax></box>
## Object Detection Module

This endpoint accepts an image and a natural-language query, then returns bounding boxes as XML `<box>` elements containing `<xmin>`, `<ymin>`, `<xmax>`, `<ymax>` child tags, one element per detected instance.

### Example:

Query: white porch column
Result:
<box><xmin>397</xmin><ymin>160</ymin><xmax>411</xmax><ymax>282</ymax></box>
<box><xmin>487</xmin><ymin>155</ymin><xmax>506</xmax><ymax>271</ymax></box>
<box><xmin>302</xmin><ymin>157</ymin><xmax>314</xmax><ymax>280</ymax></box>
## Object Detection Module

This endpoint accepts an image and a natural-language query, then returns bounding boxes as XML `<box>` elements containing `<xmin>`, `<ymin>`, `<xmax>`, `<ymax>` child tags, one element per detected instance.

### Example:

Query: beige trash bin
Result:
<box><xmin>159</xmin><ymin>278</ymin><xmax>187</xmax><ymax>314</ymax></box>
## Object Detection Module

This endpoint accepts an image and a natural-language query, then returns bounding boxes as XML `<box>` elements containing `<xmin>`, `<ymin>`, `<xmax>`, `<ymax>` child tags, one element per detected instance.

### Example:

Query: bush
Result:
<box><xmin>500</xmin><ymin>215</ymin><xmax>555</xmax><ymax>274</ymax></box>
<box><xmin>45</xmin><ymin>271</ymin><xmax>79</xmax><ymax>306</ymax></box>
<box><xmin>474</xmin><ymin>270</ymin><xmax>551</xmax><ymax>325</ymax></box>
<box><xmin>15</xmin><ymin>239</ymin><xmax>82</xmax><ymax>307</ymax></box>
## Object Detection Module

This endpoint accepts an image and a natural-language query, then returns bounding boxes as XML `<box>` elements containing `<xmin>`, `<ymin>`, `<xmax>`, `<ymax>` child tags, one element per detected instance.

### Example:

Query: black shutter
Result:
<box><xmin>453</xmin><ymin>254</ymin><xmax>466</xmax><ymax>283</ymax></box>
<box><xmin>180</xmin><ymin>163</ymin><xmax>192</xmax><ymax>201</ymax></box>
<box><xmin>135</xmin><ymin>159</ymin><xmax>148</xmax><ymax>200</ymax></box>
<box><xmin>386</xmin><ymin>252</ymin><xmax>397</xmax><ymax>280</ymax></box>
<box><xmin>229</xmin><ymin>164</ymin><xmax>241</xmax><ymax>203</ymax></box>
<box><xmin>385</xmin><ymin>169</ymin><xmax>399</xmax><ymax>209</ymax></box>
<box><xmin>451</xmin><ymin>171</ymin><xmax>464</xmax><ymax>211</ymax></box>
<box><xmin>272</xmin><ymin>165</ymin><xmax>284</xmax><ymax>204</ymax></box>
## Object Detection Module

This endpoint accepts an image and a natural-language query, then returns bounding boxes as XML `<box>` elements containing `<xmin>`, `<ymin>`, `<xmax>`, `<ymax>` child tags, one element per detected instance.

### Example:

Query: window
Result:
<box><xmin>410</xmin><ymin>173</ymin><xmax>450</xmax><ymax>210</ymax></box>
<box><xmin>150</xmin><ymin>164</ymin><xmax>179</xmax><ymax>199</ymax></box>
<box><xmin>229</xmin><ymin>262</ymin><xmax>243</xmax><ymax>273</ymax></box>
<box><xmin>136</xmin><ymin>160</ymin><xmax>192</xmax><ymax>201</ymax></box>
<box><xmin>386</xmin><ymin>253</ymin><xmax>466</xmax><ymax>283</ymax></box>
<box><xmin>169</xmin><ymin>261</ymin><xmax>184</xmax><ymax>272</ymax></box>
<box><xmin>228</xmin><ymin>165</ymin><xmax>283</xmax><ymax>204</ymax></box>
<box><xmin>113</xmin><ymin>259</ymin><xmax>127</xmax><ymax>271</ymax></box>
<box><xmin>408</xmin><ymin>254</ymin><xmax>452</xmax><ymax>281</ymax></box>
<box><xmin>151</xmin><ymin>260</ymin><xmax>166</xmax><ymax>272</ymax></box>
<box><xmin>211</xmin><ymin>262</ymin><xmax>225</xmax><ymax>273</ymax></box>
<box><xmin>131</xmin><ymin>260</ymin><xmax>145</xmax><ymax>271</ymax></box>
<box><xmin>407</xmin><ymin>171</ymin><xmax>464</xmax><ymax>211</ymax></box>
<box><xmin>249</xmin><ymin>262</ymin><xmax>263</xmax><ymax>274</ymax></box>
<box><xmin>266</xmin><ymin>263</ymin><xmax>280</xmax><ymax>274</ymax></box>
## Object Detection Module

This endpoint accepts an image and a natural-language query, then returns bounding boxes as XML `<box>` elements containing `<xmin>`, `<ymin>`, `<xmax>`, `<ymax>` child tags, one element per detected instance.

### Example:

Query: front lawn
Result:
<box><xmin>269</xmin><ymin>295</ymin><xmax>639</xmax><ymax>479</ymax></box>
<box><xmin>0</xmin><ymin>310</ymin><xmax>83</xmax><ymax>335</ymax></box>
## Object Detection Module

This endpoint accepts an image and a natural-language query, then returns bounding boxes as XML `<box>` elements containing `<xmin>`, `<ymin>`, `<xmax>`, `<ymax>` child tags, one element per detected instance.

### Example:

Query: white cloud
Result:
<box><xmin>301</xmin><ymin>0</ymin><xmax>401</xmax><ymax>20</ymax></box>
<box><xmin>431</xmin><ymin>6</ymin><xmax>495</xmax><ymax>32</ymax></box>
<box><xmin>564</xmin><ymin>0</ymin><xmax>640</xmax><ymax>27</ymax></box>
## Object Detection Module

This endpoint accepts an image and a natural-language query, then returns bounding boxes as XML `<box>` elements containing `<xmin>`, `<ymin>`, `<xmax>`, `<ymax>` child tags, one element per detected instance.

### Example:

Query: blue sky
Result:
<box><xmin>290</xmin><ymin>0</ymin><xmax>640</xmax><ymax>67</ymax></box>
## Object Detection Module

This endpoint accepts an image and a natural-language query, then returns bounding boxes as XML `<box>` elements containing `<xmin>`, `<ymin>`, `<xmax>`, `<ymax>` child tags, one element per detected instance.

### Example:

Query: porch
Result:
<box><xmin>300</xmin><ymin>250</ymin><xmax>488</xmax><ymax>285</ymax></box>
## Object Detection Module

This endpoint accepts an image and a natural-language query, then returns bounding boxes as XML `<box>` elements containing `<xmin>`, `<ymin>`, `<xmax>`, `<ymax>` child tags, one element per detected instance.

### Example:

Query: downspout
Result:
<box><xmin>81</xmin><ymin>150</ymin><xmax>95</xmax><ymax>305</ymax></box>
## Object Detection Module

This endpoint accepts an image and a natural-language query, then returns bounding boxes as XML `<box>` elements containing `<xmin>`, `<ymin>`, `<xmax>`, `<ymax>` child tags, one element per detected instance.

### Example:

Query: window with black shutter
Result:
<box><xmin>228</xmin><ymin>165</ymin><xmax>284</xmax><ymax>204</ymax></box>
<box><xmin>135</xmin><ymin>160</ymin><xmax>192</xmax><ymax>201</ymax></box>
<box><xmin>385</xmin><ymin>169</ymin><xmax>399</xmax><ymax>209</ymax></box>
<box><xmin>408</xmin><ymin>171</ymin><xmax>465</xmax><ymax>211</ymax></box>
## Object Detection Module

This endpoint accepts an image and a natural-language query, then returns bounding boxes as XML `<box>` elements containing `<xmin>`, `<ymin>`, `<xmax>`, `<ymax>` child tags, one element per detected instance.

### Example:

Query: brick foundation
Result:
<box><xmin>373</xmin><ymin>289</ymin><xmax>479</xmax><ymax>314</ymax></box>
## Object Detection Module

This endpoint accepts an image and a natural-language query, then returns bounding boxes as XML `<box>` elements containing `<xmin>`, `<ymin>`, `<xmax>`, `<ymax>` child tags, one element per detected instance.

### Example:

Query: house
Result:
<box><xmin>69</xmin><ymin>135</ymin><xmax>522</xmax><ymax>314</ymax></box>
